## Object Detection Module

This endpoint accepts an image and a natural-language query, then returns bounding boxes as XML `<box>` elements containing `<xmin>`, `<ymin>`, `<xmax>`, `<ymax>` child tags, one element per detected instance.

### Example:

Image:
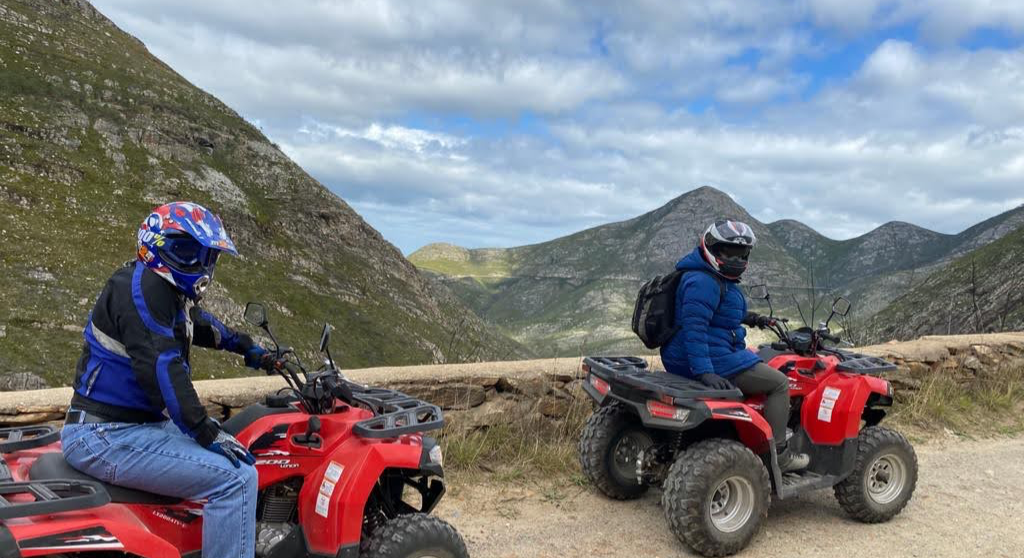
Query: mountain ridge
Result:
<box><xmin>412</xmin><ymin>186</ymin><xmax>1024</xmax><ymax>354</ymax></box>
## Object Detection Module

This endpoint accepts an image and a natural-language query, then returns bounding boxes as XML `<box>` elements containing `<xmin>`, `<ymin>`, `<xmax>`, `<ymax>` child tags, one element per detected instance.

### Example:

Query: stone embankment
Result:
<box><xmin>1</xmin><ymin>332</ymin><xmax>1022</xmax><ymax>428</ymax></box>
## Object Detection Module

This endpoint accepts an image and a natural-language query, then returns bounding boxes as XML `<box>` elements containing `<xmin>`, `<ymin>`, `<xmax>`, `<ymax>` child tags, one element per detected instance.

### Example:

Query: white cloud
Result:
<box><xmin>88</xmin><ymin>0</ymin><xmax>1024</xmax><ymax>252</ymax></box>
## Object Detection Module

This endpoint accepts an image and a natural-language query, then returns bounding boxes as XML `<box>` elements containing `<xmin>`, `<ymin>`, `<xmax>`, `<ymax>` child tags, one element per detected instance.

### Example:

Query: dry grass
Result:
<box><xmin>441</xmin><ymin>386</ymin><xmax>593</xmax><ymax>480</ymax></box>
<box><xmin>890</xmin><ymin>364</ymin><xmax>1024</xmax><ymax>436</ymax></box>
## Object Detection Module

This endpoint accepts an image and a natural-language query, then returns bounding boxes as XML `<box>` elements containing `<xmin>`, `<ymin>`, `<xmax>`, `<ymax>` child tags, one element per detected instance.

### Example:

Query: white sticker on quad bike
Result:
<box><xmin>320</xmin><ymin>479</ymin><xmax>336</xmax><ymax>497</ymax></box>
<box><xmin>325</xmin><ymin>461</ymin><xmax>344</xmax><ymax>483</ymax></box>
<box><xmin>315</xmin><ymin>492</ymin><xmax>331</xmax><ymax>518</ymax></box>
<box><xmin>818</xmin><ymin>387</ymin><xmax>842</xmax><ymax>423</ymax></box>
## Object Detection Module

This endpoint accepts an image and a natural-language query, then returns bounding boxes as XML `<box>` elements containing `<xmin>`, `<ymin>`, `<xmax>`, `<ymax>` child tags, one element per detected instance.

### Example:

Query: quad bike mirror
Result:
<box><xmin>319</xmin><ymin>323</ymin><xmax>333</xmax><ymax>353</ymax></box>
<box><xmin>244</xmin><ymin>302</ymin><xmax>268</xmax><ymax>327</ymax></box>
<box><xmin>749</xmin><ymin>284</ymin><xmax>769</xmax><ymax>300</ymax></box>
<box><xmin>832</xmin><ymin>297</ymin><xmax>852</xmax><ymax>317</ymax></box>
<box><xmin>319</xmin><ymin>323</ymin><xmax>337</xmax><ymax>371</ymax></box>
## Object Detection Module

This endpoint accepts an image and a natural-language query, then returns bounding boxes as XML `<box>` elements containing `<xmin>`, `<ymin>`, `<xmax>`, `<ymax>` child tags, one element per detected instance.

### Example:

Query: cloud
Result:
<box><xmin>88</xmin><ymin>0</ymin><xmax>1024</xmax><ymax>253</ymax></box>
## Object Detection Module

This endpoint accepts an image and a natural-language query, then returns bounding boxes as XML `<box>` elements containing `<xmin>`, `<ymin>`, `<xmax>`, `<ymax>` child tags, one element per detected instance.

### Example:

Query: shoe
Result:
<box><xmin>777</xmin><ymin>445</ymin><xmax>810</xmax><ymax>473</ymax></box>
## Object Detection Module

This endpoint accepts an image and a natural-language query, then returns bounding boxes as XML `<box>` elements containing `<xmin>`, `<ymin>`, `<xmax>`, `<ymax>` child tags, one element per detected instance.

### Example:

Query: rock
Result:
<box><xmin>391</xmin><ymin>383</ymin><xmax>486</xmax><ymax>410</ymax></box>
<box><xmin>0</xmin><ymin>411</ymin><xmax>63</xmax><ymax>425</ymax></box>
<box><xmin>0</xmin><ymin>325</ymin><xmax>5</xmax><ymax>338</ymax></box>
<box><xmin>0</xmin><ymin>372</ymin><xmax>48</xmax><ymax>392</ymax></box>
<box><xmin>538</xmin><ymin>395</ymin><xmax>572</xmax><ymax>418</ymax></box>
<box><xmin>962</xmin><ymin>356</ymin><xmax>983</xmax><ymax>372</ymax></box>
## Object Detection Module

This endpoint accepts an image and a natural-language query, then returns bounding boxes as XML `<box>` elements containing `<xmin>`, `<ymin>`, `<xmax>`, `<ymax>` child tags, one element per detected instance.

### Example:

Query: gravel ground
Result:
<box><xmin>437</xmin><ymin>434</ymin><xmax>1024</xmax><ymax>558</ymax></box>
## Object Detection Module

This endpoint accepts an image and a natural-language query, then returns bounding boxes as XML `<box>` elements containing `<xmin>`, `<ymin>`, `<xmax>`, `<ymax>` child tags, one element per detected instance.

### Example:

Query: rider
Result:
<box><xmin>62</xmin><ymin>202</ymin><xmax>268</xmax><ymax>558</ymax></box>
<box><xmin>661</xmin><ymin>220</ymin><xmax>809</xmax><ymax>472</ymax></box>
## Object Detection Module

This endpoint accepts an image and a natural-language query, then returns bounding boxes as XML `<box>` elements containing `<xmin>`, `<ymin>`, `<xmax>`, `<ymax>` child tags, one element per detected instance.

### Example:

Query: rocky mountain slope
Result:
<box><xmin>0</xmin><ymin>0</ymin><xmax>526</xmax><ymax>387</ymax></box>
<box><xmin>868</xmin><ymin>225</ymin><xmax>1024</xmax><ymax>341</ymax></box>
<box><xmin>413</xmin><ymin>186</ymin><xmax>1024</xmax><ymax>354</ymax></box>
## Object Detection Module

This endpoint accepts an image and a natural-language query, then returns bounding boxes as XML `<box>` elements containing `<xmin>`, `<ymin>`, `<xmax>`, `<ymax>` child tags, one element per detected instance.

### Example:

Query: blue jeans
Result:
<box><xmin>61</xmin><ymin>420</ymin><xmax>258</xmax><ymax>558</ymax></box>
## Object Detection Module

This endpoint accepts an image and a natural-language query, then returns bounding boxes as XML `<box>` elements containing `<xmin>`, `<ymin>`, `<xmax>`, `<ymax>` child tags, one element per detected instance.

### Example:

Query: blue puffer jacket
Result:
<box><xmin>660</xmin><ymin>248</ymin><xmax>760</xmax><ymax>379</ymax></box>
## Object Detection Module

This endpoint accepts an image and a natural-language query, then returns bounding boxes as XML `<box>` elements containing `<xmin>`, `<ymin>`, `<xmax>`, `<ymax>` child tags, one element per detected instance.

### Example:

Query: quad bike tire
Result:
<box><xmin>662</xmin><ymin>439</ymin><xmax>771</xmax><ymax>558</ymax></box>
<box><xmin>362</xmin><ymin>513</ymin><xmax>469</xmax><ymax>558</ymax></box>
<box><xmin>578</xmin><ymin>403</ymin><xmax>654</xmax><ymax>500</ymax></box>
<box><xmin>834</xmin><ymin>426</ymin><xmax>918</xmax><ymax>523</ymax></box>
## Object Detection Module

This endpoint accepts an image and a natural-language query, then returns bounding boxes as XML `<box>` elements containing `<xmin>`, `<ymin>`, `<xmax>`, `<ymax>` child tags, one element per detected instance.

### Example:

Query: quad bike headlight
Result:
<box><xmin>428</xmin><ymin>444</ymin><xmax>444</xmax><ymax>467</ymax></box>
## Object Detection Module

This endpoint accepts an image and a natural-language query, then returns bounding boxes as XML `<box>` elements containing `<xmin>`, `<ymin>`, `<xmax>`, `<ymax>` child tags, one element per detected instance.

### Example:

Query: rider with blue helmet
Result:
<box><xmin>62</xmin><ymin>202</ymin><xmax>267</xmax><ymax>558</ymax></box>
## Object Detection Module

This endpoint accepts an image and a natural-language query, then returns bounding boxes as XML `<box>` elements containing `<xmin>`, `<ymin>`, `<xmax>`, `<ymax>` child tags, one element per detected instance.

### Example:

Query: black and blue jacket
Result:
<box><xmin>71</xmin><ymin>261</ymin><xmax>256</xmax><ymax>447</ymax></box>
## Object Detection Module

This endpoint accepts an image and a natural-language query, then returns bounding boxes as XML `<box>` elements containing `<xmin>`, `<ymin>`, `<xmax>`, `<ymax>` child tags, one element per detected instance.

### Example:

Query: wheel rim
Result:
<box><xmin>708</xmin><ymin>476</ymin><xmax>755</xmax><ymax>533</ymax></box>
<box><xmin>865</xmin><ymin>453</ymin><xmax>907</xmax><ymax>505</ymax></box>
<box><xmin>610</xmin><ymin>431</ymin><xmax>648</xmax><ymax>482</ymax></box>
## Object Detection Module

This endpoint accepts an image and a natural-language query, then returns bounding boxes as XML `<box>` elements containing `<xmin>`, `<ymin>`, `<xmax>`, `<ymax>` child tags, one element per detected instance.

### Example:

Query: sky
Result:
<box><xmin>91</xmin><ymin>0</ymin><xmax>1024</xmax><ymax>254</ymax></box>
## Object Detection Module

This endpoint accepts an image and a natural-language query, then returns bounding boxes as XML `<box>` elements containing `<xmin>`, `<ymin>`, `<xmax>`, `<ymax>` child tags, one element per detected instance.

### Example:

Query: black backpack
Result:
<box><xmin>631</xmin><ymin>269</ymin><xmax>726</xmax><ymax>349</ymax></box>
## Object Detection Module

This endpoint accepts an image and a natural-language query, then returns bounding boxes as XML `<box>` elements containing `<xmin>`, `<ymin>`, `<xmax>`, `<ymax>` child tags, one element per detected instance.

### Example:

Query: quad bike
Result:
<box><xmin>0</xmin><ymin>302</ymin><xmax>468</xmax><ymax>558</ymax></box>
<box><xmin>578</xmin><ymin>290</ymin><xmax>918</xmax><ymax>557</ymax></box>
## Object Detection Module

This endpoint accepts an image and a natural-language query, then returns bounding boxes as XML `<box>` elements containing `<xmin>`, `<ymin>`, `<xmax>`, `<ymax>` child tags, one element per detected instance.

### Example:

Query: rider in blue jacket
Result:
<box><xmin>662</xmin><ymin>220</ymin><xmax>809</xmax><ymax>472</ymax></box>
<box><xmin>63</xmin><ymin>202</ymin><xmax>267</xmax><ymax>558</ymax></box>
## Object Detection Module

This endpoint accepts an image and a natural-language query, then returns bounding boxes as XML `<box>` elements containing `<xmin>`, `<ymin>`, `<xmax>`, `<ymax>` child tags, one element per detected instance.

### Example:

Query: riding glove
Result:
<box><xmin>699</xmin><ymin>373</ymin><xmax>734</xmax><ymax>390</ymax></box>
<box><xmin>206</xmin><ymin>429</ymin><xmax>256</xmax><ymax>468</ymax></box>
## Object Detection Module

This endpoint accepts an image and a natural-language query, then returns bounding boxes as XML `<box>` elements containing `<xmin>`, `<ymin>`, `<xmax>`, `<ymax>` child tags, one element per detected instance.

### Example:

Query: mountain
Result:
<box><xmin>0</xmin><ymin>0</ymin><xmax>526</xmax><ymax>387</ymax></box>
<box><xmin>413</xmin><ymin>187</ymin><xmax>1024</xmax><ymax>355</ymax></box>
<box><xmin>412</xmin><ymin>186</ymin><xmax>808</xmax><ymax>355</ymax></box>
<box><xmin>868</xmin><ymin>224</ymin><xmax>1024</xmax><ymax>340</ymax></box>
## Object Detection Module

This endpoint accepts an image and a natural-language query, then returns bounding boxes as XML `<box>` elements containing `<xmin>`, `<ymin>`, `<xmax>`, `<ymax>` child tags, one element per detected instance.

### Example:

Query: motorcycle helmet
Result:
<box><xmin>700</xmin><ymin>220</ymin><xmax>756</xmax><ymax>280</ymax></box>
<box><xmin>136</xmin><ymin>202</ymin><xmax>238</xmax><ymax>300</ymax></box>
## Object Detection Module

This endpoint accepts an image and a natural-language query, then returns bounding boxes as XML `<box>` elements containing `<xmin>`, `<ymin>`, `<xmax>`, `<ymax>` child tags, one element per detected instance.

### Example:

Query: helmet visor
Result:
<box><xmin>717</xmin><ymin>243</ymin><xmax>752</xmax><ymax>260</ymax></box>
<box><xmin>161</xmin><ymin>236</ymin><xmax>220</xmax><ymax>273</ymax></box>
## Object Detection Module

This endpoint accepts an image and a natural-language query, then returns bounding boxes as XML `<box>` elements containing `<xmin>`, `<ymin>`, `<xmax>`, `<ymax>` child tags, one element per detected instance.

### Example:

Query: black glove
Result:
<box><xmin>754</xmin><ymin>315</ymin><xmax>777</xmax><ymax>329</ymax></box>
<box><xmin>699</xmin><ymin>373</ymin><xmax>733</xmax><ymax>390</ymax></box>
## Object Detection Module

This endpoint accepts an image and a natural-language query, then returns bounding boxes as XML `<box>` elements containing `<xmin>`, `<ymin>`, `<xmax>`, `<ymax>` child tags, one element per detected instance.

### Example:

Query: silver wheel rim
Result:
<box><xmin>709</xmin><ymin>476</ymin><xmax>755</xmax><ymax>533</ymax></box>
<box><xmin>865</xmin><ymin>453</ymin><xmax>907</xmax><ymax>505</ymax></box>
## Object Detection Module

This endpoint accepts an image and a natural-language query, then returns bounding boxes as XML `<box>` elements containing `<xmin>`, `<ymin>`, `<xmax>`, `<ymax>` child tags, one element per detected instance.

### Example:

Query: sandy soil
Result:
<box><xmin>437</xmin><ymin>434</ymin><xmax>1024</xmax><ymax>558</ymax></box>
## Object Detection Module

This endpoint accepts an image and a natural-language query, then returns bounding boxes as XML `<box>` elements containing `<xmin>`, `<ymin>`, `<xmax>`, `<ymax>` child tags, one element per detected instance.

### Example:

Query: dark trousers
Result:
<box><xmin>732</xmin><ymin>363</ymin><xmax>790</xmax><ymax>446</ymax></box>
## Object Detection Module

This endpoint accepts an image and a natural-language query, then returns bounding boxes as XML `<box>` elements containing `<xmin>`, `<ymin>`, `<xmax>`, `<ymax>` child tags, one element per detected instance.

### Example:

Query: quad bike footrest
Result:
<box><xmin>0</xmin><ymin>426</ymin><xmax>61</xmax><ymax>454</ymax></box>
<box><xmin>0</xmin><ymin>480</ymin><xmax>110</xmax><ymax>520</ymax></box>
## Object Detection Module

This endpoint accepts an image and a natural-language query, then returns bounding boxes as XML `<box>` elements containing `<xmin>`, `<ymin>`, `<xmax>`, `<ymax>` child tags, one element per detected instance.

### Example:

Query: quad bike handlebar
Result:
<box><xmin>245</xmin><ymin>302</ymin><xmax>445</xmax><ymax>437</ymax></box>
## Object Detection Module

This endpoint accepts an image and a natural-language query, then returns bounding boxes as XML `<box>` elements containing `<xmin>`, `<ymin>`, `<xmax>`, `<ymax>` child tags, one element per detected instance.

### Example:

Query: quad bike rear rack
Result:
<box><xmin>584</xmin><ymin>356</ymin><xmax>745</xmax><ymax>402</ymax></box>
<box><xmin>0</xmin><ymin>480</ymin><xmax>110</xmax><ymax>520</ymax></box>
<box><xmin>0</xmin><ymin>425</ymin><xmax>61</xmax><ymax>454</ymax></box>
<box><xmin>350</xmin><ymin>386</ymin><xmax>444</xmax><ymax>439</ymax></box>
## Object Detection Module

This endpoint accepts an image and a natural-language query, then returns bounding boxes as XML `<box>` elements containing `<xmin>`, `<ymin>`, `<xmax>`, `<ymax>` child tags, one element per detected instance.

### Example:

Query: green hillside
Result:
<box><xmin>0</xmin><ymin>0</ymin><xmax>527</xmax><ymax>387</ymax></box>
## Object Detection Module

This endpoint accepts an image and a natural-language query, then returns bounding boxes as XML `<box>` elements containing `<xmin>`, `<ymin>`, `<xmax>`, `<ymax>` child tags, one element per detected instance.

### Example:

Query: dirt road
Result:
<box><xmin>437</xmin><ymin>434</ymin><xmax>1024</xmax><ymax>558</ymax></box>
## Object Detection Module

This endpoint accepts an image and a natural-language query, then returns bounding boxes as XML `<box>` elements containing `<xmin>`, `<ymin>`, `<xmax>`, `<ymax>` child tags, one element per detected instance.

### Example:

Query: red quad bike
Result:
<box><xmin>0</xmin><ymin>302</ymin><xmax>468</xmax><ymax>558</ymax></box>
<box><xmin>578</xmin><ymin>289</ymin><xmax>918</xmax><ymax>557</ymax></box>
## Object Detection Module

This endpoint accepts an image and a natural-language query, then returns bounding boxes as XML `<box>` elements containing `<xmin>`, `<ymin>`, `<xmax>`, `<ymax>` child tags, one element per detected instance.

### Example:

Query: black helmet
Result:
<box><xmin>700</xmin><ymin>220</ymin><xmax>756</xmax><ymax>279</ymax></box>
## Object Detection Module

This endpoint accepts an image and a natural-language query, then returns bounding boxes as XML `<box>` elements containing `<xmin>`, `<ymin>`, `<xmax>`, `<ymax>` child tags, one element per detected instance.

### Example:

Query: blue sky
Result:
<box><xmin>92</xmin><ymin>1</ymin><xmax>1024</xmax><ymax>254</ymax></box>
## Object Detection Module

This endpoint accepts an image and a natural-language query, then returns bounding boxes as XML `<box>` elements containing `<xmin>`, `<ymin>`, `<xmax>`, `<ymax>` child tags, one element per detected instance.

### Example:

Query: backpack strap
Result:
<box><xmin>683</xmin><ymin>269</ymin><xmax>727</xmax><ymax>309</ymax></box>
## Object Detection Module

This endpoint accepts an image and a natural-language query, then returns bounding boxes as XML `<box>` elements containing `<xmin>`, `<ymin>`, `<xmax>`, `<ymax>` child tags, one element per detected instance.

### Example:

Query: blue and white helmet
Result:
<box><xmin>136</xmin><ymin>202</ymin><xmax>238</xmax><ymax>300</ymax></box>
<box><xmin>700</xmin><ymin>220</ymin><xmax>756</xmax><ymax>280</ymax></box>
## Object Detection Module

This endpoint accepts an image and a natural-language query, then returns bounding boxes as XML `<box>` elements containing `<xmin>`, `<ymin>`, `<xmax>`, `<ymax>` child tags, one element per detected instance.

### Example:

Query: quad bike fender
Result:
<box><xmin>802</xmin><ymin>373</ymin><xmax>891</xmax><ymax>445</ymax></box>
<box><xmin>6</xmin><ymin>513</ymin><xmax>180</xmax><ymax>558</ymax></box>
<box><xmin>298</xmin><ymin>434</ymin><xmax>424</xmax><ymax>556</ymax></box>
<box><xmin>703</xmin><ymin>400</ymin><xmax>774</xmax><ymax>454</ymax></box>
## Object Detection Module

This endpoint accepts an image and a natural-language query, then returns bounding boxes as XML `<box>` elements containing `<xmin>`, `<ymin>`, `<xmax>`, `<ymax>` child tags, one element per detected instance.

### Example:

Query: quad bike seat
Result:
<box><xmin>29</xmin><ymin>452</ymin><xmax>181</xmax><ymax>505</ymax></box>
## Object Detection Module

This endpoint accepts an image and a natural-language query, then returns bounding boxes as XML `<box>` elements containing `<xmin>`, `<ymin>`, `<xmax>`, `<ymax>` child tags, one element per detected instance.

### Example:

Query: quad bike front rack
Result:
<box><xmin>0</xmin><ymin>480</ymin><xmax>110</xmax><ymax>520</ymax></box>
<box><xmin>350</xmin><ymin>386</ymin><xmax>444</xmax><ymax>439</ymax></box>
